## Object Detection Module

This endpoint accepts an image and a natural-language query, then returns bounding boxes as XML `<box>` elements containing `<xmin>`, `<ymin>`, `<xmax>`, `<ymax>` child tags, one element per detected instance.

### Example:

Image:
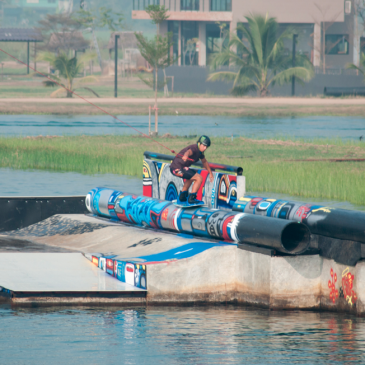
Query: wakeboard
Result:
<box><xmin>172</xmin><ymin>200</ymin><xmax>206</xmax><ymax>208</ymax></box>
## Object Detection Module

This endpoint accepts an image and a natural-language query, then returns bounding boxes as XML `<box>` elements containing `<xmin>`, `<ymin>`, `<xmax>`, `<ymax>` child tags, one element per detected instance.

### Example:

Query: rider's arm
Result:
<box><xmin>201</xmin><ymin>158</ymin><xmax>213</xmax><ymax>176</ymax></box>
<box><xmin>182</xmin><ymin>149</ymin><xmax>192</xmax><ymax>161</ymax></box>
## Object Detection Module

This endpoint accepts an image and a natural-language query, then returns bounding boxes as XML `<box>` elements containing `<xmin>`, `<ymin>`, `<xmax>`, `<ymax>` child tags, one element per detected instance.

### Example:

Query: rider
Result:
<box><xmin>170</xmin><ymin>135</ymin><xmax>214</xmax><ymax>206</ymax></box>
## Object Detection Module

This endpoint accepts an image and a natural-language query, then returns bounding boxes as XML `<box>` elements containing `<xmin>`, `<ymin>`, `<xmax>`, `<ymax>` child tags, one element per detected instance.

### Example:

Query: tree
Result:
<box><xmin>74</xmin><ymin>7</ymin><xmax>124</xmax><ymax>69</ymax></box>
<box><xmin>145</xmin><ymin>4</ymin><xmax>169</xmax><ymax>35</ymax></box>
<box><xmin>36</xmin><ymin>13</ymin><xmax>89</xmax><ymax>54</ymax></box>
<box><xmin>216</xmin><ymin>21</ymin><xmax>229</xmax><ymax>53</ymax></box>
<box><xmin>208</xmin><ymin>14</ymin><xmax>314</xmax><ymax>97</ymax></box>
<box><xmin>135</xmin><ymin>33</ymin><xmax>172</xmax><ymax>132</ymax></box>
<box><xmin>136</xmin><ymin>5</ymin><xmax>169</xmax><ymax>136</ymax></box>
<box><xmin>38</xmin><ymin>52</ymin><xmax>99</xmax><ymax>98</ymax></box>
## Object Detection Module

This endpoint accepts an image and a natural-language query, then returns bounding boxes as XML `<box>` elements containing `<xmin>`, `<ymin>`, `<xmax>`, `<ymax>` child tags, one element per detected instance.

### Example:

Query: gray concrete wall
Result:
<box><xmin>163</xmin><ymin>66</ymin><xmax>365</xmax><ymax>96</ymax></box>
<box><xmin>232</xmin><ymin>0</ymin><xmax>344</xmax><ymax>24</ymax></box>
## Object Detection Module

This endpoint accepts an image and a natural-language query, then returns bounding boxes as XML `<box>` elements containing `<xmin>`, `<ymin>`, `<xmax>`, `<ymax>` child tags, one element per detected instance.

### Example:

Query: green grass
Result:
<box><xmin>1</xmin><ymin>135</ymin><xmax>365</xmax><ymax>205</ymax></box>
<box><xmin>0</xmin><ymin>82</ymin><xmax>200</xmax><ymax>99</ymax></box>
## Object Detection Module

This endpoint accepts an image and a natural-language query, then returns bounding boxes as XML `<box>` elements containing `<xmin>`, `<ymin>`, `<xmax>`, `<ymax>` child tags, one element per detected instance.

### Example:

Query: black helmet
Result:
<box><xmin>197</xmin><ymin>135</ymin><xmax>211</xmax><ymax>147</ymax></box>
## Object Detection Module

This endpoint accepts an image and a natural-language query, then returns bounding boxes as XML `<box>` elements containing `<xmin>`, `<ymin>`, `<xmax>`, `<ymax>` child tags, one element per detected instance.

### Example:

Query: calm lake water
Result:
<box><xmin>0</xmin><ymin>114</ymin><xmax>364</xmax><ymax>140</ymax></box>
<box><xmin>0</xmin><ymin>305</ymin><xmax>364</xmax><ymax>364</ymax></box>
<box><xmin>0</xmin><ymin>168</ymin><xmax>143</xmax><ymax>196</ymax></box>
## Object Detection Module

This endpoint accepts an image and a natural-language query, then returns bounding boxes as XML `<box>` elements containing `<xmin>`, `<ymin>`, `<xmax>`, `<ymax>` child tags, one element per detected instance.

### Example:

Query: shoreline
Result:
<box><xmin>1</xmin><ymin>97</ymin><xmax>365</xmax><ymax>116</ymax></box>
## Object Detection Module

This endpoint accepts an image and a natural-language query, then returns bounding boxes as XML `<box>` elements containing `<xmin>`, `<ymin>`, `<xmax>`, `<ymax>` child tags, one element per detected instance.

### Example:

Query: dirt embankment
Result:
<box><xmin>1</xmin><ymin>97</ymin><xmax>365</xmax><ymax>116</ymax></box>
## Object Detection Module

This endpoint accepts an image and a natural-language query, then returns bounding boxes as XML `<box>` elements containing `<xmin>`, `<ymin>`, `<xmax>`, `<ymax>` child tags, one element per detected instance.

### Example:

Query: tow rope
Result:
<box><xmin>0</xmin><ymin>47</ymin><xmax>198</xmax><ymax>161</ymax></box>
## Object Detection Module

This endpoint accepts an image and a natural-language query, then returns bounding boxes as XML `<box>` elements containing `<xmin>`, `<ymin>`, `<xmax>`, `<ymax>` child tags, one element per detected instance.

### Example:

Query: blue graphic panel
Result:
<box><xmin>121</xmin><ymin>242</ymin><xmax>229</xmax><ymax>264</ymax></box>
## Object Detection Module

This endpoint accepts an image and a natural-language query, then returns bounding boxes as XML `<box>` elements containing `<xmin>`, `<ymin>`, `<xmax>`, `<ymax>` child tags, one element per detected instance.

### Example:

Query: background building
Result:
<box><xmin>132</xmin><ymin>0</ymin><xmax>364</xmax><ymax>70</ymax></box>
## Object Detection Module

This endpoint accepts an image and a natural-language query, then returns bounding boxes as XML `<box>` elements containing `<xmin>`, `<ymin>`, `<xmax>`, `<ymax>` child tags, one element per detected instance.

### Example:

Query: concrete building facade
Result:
<box><xmin>132</xmin><ymin>0</ymin><xmax>364</xmax><ymax>70</ymax></box>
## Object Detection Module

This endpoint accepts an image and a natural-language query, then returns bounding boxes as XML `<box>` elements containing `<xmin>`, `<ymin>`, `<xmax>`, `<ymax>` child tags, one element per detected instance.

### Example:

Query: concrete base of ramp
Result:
<box><xmin>2</xmin><ymin>214</ymin><xmax>365</xmax><ymax>315</ymax></box>
<box><xmin>0</xmin><ymin>253</ymin><xmax>146</xmax><ymax>305</ymax></box>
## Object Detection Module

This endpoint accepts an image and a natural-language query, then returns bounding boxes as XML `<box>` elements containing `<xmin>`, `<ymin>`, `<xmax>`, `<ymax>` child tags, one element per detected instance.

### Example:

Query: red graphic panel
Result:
<box><xmin>197</xmin><ymin>170</ymin><xmax>209</xmax><ymax>201</ymax></box>
<box><xmin>116</xmin><ymin>211</ymin><xmax>131</xmax><ymax>223</ymax></box>
<box><xmin>222</xmin><ymin>215</ymin><xmax>235</xmax><ymax>241</ymax></box>
<box><xmin>328</xmin><ymin>268</ymin><xmax>338</xmax><ymax>303</ymax></box>
<box><xmin>294</xmin><ymin>205</ymin><xmax>311</xmax><ymax>222</ymax></box>
<box><xmin>342</xmin><ymin>268</ymin><xmax>357</xmax><ymax>306</ymax></box>
<box><xmin>143</xmin><ymin>185</ymin><xmax>153</xmax><ymax>197</ymax></box>
<box><xmin>106</xmin><ymin>259</ymin><xmax>114</xmax><ymax>275</ymax></box>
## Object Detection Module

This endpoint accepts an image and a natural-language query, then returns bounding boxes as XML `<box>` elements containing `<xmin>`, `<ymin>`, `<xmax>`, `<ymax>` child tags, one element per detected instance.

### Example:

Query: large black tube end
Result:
<box><xmin>281</xmin><ymin>222</ymin><xmax>311</xmax><ymax>254</ymax></box>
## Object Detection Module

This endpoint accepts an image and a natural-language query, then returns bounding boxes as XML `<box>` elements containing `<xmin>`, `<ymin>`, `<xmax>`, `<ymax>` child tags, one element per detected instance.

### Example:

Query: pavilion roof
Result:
<box><xmin>0</xmin><ymin>28</ymin><xmax>42</xmax><ymax>42</ymax></box>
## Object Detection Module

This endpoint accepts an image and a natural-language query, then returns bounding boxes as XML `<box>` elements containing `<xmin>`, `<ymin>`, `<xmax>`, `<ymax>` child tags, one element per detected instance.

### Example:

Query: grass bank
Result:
<box><xmin>1</xmin><ymin>135</ymin><xmax>365</xmax><ymax>205</ymax></box>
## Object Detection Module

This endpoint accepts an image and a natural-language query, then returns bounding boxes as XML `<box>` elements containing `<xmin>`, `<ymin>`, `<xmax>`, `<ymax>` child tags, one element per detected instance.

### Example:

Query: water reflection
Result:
<box><xmin>1</xmin><ymin>305</ymin><xmax>364</xmax><ymax>364</ymax></box>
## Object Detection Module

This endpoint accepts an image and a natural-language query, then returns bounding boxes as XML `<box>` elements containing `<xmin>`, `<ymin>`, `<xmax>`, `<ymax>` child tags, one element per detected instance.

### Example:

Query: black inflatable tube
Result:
<box><xmin>235</xmin><ymin>215</ymin><xmax>310</xmax><ymax>254</ymax></box>
<box><xmin>307</xmin><ymin>209</ymin><xmax>365</xmax><ymax>243</ymax></box>
<box><xmin>233</xmin><ymin>196</ymin><xmax>365</xmax><ymax>244</ymax></box>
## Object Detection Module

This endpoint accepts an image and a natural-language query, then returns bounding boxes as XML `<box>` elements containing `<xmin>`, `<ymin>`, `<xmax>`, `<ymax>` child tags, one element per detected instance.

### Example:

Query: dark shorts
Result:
<box><xmin>170</xmin><ymin>167</ymin><xmax>197</xmax><ymax>180</ymax></box>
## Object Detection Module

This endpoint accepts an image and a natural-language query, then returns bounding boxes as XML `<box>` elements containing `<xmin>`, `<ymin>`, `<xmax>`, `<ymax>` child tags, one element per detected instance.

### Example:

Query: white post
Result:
<box><xmin>353</xmin><ymin>8</ymin><xmax>360</xmax><ymax>67</ymax></box>
<box><xmin>149</xmin><ymin>105</ymin><xmax>151</xmax><ymax>135</ymax></box>
<box><xmin>198</xmin><ymin>22</ymin><xmax>206</xmax><ymax>66</ymax></box>
<box><xmin>236</xmin><ymin>175</ymin><xmax>246</xmax><ymax>199</ymax></box>
<box><xmin>313</xmin><ymin>23</ymin><xmax>321</xmax><ymax>68</ymax></box>
<box><xmin>178</xmin><ymin>21</ymin><xmax>182</xmax><ymax>66</ymax></box>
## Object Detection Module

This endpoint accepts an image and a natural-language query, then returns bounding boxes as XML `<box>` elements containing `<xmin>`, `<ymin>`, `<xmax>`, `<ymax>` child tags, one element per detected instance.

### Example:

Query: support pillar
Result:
<box><xmin>27</xmin><ymin>41</ymin><xmax>29</xmax><ymax>74</ymax></box>
<box><xmin>160</xmin><ymin>20</ymin><xmax>168</xmax><ymax>35</ymax></box>
<box><xmin>353</xmin><ymin>14</ymin><xmax>360</xmax><ymax>67</ymax></box>
<box><xmin>34</xmin><ymin>42</ymin><xmax>37</xmax><ymax>71</ymax></box>
<box><xmin>178</xmin><ymin>21</ymin><xmax>182</xmax><ymax>66</ymax></box>
<box><xmin>313</xmin><ymin>23</ymin><xmax>321</xmax><ymax>68</ymax></box>
<box><xmin>198</xmin><ymin>22</ymin><xmax>206</xmax><ymax>66</ymax></box>
<box><xmin>114</xmin><ymin>34</ymin><xmax>119</xmax><ymax>98</ymax></box>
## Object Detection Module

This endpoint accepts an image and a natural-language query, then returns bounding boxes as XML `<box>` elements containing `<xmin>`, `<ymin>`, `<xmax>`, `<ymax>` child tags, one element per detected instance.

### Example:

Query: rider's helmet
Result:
<box><xmin>197</xmin><ymin>135</ymin><xmax>211</xmax><ymax>148</ymax></box>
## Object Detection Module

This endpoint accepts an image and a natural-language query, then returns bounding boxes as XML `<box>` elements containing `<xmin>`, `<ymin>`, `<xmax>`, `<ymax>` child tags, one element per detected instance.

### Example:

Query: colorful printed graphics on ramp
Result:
<box><xmin>86</xmin><ymin>254</ymin><xmax>147</xmax><ymax>289</ymax></box>
<box><xmin>86</xmin><ymin>188</ymin><xmax>242</xmax><ymax>243</ymax></box>
<box><xmin>85</xmin><ymin>188</ymin><xmax>310</xmax><ymax>255</ymax></box>
<box><xmin>115</xmin><ymin>241</ymin><xmax>233</xmax><ymax>265</ymax></box>
<box><xmin>143</xmin><ymin>158</ymin><xmax>238</xmax><ymax>210</ymax></box>
<box><xmin>85</xmin><ymin>241</ymin><xmax>233</xmax><ymax>290</ymax></box>
<box><xmin>233</xmin><ymin>195</ymin><xmax>365</xmax><ymax>244</ymax></box>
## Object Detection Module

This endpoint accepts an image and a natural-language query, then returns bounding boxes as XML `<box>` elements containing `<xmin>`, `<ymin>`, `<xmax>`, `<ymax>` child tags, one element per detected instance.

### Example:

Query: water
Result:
<box><xmin>1</xmin><ymin>168</ymin><xmax>364</xmax><ymax>211</ymax></box>
<box><xmin>0</xmin><ymin>305</ymin><xmax>364</xmax><ymax>364</ymax></box>
<box><xmin>0</xmin><ymin>168</ymin><xmax>142</xmax><ymax>196</ymax></box>
<box><xmin>0</xmin><ymin>115</ymin><xmax>364</xmax><ymax>140</ymax></box>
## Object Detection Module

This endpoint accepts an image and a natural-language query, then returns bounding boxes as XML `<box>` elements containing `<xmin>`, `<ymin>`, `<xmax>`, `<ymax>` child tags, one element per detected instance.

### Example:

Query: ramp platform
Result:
<box><xmin>0</xmin><ymin>253</ymin><xmax>146</xmax><ymax>305</ymax></box>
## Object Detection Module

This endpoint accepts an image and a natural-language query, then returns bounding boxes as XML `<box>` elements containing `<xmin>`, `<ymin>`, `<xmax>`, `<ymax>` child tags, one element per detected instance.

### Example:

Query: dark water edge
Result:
<box><xmin>0</xmin><ymin>304</ymin><xmax>363</xmax><ymax>365</ymax></box>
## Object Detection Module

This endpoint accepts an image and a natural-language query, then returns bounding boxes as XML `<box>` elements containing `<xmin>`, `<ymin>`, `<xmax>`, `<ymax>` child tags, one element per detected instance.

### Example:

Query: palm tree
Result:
<box><xmin>346</xmin><ymin>52</ymin><xmax>365</xmax><ymax>82</ymax></box>
<box><xmin>38</xmin><ymin>52</ymin><xmax>100</xmax><ymax>98</ymax></box>
<box><xmin>208</xmin><ymin>14</ymin><xmax>314</xmax><ymax>97</ymax></box>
